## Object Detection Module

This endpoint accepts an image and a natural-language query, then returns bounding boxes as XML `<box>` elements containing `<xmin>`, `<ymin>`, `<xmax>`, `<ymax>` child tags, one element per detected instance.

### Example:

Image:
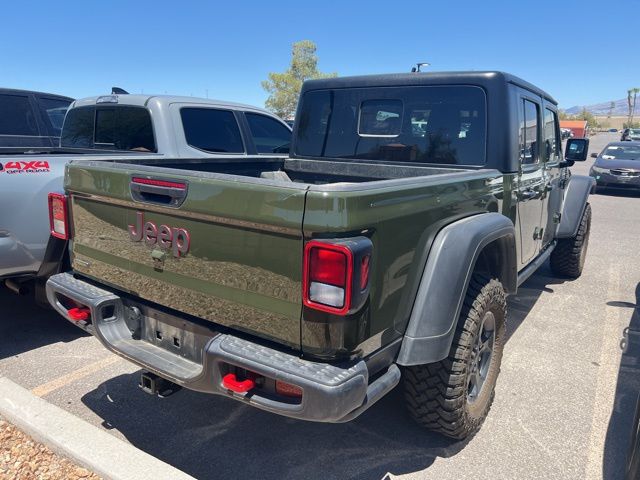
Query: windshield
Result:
<box><xmin>295</xmin><ymin>85</ymin><xmax>487</xmax><ymax>165</ymax></box>
<box><xmin>629</xmin><ymin>129</ymin><xmax>640</xmax><ymax>135</ymax></box>
<box><xmin>601</xmin><ymin>145</ymin><xmax>640</xmax><ymax>160</ymax></box>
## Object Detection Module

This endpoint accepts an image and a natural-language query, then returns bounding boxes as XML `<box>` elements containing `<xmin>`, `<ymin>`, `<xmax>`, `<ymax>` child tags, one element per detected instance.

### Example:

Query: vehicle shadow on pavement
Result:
<box><xmin>0</xmin><ymin>288</ymin><xmax>87</xmax><ymax>359</ymax></box>
<box><xmin>82</xmin><ymin>378</ymin><xmax>462</xmax><ymax>480</ymax></box>
<box><xmin>79</xmin><ymin>267</ymin><xmax>562</xmax><ymax>480</ymax></box>
<box><xmin>603</xmin><ymin>282</ymin><xmax>640</xmax><ymax>480</ymax></box>
<box><xmin>506</xmin><ymin>262</ymin><xmax>567</xmax><ymax>343</ymax></box>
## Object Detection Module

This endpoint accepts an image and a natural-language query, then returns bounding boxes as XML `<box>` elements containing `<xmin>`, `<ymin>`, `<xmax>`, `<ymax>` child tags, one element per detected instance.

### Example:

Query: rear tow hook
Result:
<box><xmin>139</xmin><ymin>371</ymin><xmax>182</xmax><ymax>398</ymax></box>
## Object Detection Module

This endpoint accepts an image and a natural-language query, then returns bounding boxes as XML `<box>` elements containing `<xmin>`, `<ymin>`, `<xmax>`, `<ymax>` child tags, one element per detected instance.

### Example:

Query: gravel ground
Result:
<box><xmin>0</xmin><ymin>416</ymin><xmax>100</xmax><ymax>480</ymax></box>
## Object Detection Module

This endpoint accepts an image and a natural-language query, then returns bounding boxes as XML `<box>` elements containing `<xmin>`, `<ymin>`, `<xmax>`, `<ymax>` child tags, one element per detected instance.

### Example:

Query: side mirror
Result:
<box><xmin>565</xmin><ymin>138</ymin><xmax>590</xmax><ymax>162</ymax></box>
<box><xmin>590</xmin><ymin>152</ymin><xmax>598</xmax><ymax>158</ymax></box>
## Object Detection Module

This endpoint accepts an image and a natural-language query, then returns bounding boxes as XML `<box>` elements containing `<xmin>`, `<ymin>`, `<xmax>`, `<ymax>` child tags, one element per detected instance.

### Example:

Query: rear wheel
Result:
<box><xmin>550</xmin><ymin>203</ymin><xmax>591</xmax><ymax>278</ymax></box>
<box><xmin>403</xmin><ymin>274</ymin><xmax>507</xmax><ymax>440</ymax></box>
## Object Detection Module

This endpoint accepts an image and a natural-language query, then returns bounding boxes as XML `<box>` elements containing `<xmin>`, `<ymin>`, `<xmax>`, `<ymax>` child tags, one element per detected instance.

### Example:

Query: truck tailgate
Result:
<box><xmin>66</xmin><ymin>162</ymin><xmax>306</xmax><ymax>349</ymax></box>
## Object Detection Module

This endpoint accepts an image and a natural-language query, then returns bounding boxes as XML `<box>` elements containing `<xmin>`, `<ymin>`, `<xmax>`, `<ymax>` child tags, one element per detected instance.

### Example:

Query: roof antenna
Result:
<box><xmin>411</xmin><ymin>62</ymin><xmax>431</xmax><ymax>73</ymax></box>
<box><xmin>111</xmin><ymin>87</ymin><xmax>129</xmax><ymax>95</ymax></box>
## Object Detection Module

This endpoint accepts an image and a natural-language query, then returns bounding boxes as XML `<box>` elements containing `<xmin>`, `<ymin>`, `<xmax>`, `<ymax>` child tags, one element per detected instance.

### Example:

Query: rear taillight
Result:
<box><xmin>360</xmin><ymin>255</ymin><xmax>371</xmax><ymax>290</ymax></box>
<box><xmin>303</xmin><ymin>238</ymin><xmax>373</xmax><ymax>315</ymax></box>
<box><xmin>304</xmin><ymin>241</ymin><xmax>353</xmax><ymax>314</ymax></box>
<box><xmin>48</xmin><ymin>193</ymin><xmax>69</xmax><ymax>240</ymax></box>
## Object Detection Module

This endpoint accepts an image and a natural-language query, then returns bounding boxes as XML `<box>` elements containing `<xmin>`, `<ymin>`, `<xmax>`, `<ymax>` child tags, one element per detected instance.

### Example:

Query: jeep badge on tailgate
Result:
<box><xmin>128</xmin><ymin>211</ymin><xmax>190</xmax><ymax>258</ymax></box>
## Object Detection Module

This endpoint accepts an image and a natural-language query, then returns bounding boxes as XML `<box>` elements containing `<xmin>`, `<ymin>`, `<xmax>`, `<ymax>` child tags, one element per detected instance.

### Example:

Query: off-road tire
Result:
<box><xmin>550</xmin><ymin>203</ymin><xmax>591</xmax><ymax>278</ymax></box>
<box><xmin>403</xmin><ymin>274</ymin><xmax>507</xmax><ymax>440</ymax></box>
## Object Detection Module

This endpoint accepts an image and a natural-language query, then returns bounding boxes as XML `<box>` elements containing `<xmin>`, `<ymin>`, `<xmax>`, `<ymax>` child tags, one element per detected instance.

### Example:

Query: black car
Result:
<box><xmin>589</xmin><ymin>142</ymin><xmax>640</xmax><ymax>192</ymax></box>
<box><xmin>0</xmin><ymin>88</ymin><xmax>73</xmax><ymax>148</ymax></box>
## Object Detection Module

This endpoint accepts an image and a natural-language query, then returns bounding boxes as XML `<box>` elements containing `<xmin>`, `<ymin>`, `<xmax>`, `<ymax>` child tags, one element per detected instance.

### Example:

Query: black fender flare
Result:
<box><xmin>396</xmin><ymin>213</ymin><xmax>517</xmax><ymax>366</ymax></box>
<box><xmin>556</xmin><ymin>175</ymin><xmax>595</xmax><ymax>239</ymax></box>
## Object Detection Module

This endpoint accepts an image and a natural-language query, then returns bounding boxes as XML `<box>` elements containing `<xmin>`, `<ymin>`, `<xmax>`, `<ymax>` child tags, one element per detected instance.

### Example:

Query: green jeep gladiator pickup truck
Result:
<box><xmin>46</xmin><ymin>71</ymin><xmax>593</xmax><ymax>439</ymax></box>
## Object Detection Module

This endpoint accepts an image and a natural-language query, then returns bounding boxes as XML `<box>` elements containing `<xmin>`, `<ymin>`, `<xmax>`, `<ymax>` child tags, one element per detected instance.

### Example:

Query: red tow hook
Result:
<box><xmin>222</xmin><ymin>373</ymin><xmax>255</xmax><ymax>393</ymax></box>
<box><xmin>68</xmin><ymin>307</ymin><xmax>90</xmax><ymax>322</ymax></box>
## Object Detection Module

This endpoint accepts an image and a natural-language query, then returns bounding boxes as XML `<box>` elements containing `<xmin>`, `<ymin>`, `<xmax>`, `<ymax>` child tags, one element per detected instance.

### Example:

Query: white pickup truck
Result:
<box><xmin>0</xmin><ymin>93</ymin><xmax>291</xmax><ymax>304</ymax></box>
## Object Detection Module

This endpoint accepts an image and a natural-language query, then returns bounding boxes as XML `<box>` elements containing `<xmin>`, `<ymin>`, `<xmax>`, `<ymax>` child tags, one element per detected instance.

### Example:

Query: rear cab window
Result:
<box><xmin>245</xmin><ymin>113</ymin><xmax>291</xmax><ymax>154</ymax></box>
<box><xmin>294</xmin><ymin>85</ymin><xmax>487</xmax><ymax>165</ymax></box>
<box><xmin>61</xmin><ymin>105</ymin><xmax>156</xmax><ymax>151</ymax></box>
<box><xmin>180</xmin><ymin>108</ymin><xmax>244</xmax><ymax>153</ymax></box>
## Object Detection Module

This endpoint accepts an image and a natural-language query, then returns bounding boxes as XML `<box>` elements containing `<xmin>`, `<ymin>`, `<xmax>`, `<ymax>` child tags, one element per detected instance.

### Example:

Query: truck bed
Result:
<box><xmin>83</xmin><ymin>156</ymin><xmax>473</xmax><ymax>186</ymax></box>
<box><xmin>64</xmin><ymin>156</ymin><xmax>502</xmax><ymax>356</ymax></box>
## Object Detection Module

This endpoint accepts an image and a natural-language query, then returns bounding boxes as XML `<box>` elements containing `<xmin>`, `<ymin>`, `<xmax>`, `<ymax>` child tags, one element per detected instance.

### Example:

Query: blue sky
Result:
<box><xmin>1</xmin><ymin>0</ymin><xmax>638</xmax><ymax>110</ymax></box>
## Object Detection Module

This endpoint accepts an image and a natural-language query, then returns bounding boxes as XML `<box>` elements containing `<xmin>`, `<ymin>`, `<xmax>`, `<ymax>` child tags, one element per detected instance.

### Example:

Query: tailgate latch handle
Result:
<box><xmin>130</xmin><ymin>177</ymin><xmax>188</xmax><ymax>208</ymax></box>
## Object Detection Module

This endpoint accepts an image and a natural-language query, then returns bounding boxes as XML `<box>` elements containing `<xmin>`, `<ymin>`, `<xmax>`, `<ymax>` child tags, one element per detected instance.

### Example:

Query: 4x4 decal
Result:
<box><xmin>0</xmin><ymin>161</ymin><xmax>51</xmax><ymax>174</ymax></box>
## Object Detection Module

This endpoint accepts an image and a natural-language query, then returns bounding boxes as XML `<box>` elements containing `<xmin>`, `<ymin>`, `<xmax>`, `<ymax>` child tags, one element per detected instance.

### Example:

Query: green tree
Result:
<box><xmin>574</xmin><ymin>108</ymin><xmax>599</xmax><ymax>129</ymax></box>
<box><xmin>262</xmin><ymin>40</ymin><xmax>337</xmax><ymax>119</ymax></box>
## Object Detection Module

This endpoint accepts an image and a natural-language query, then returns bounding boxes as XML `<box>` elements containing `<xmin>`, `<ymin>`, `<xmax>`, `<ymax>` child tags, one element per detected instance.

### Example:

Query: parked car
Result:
<box><xmin>589</xmin><ymin>141</ymin><xmax>640</xmax><ymax>192</ymax></box>
<box><xmin>46</xmin><ymin>71</ymin><xmax>592</xmax><ymax>440</ymax></box>
<box><xmin>621</xmin><ymin>128</ymin><xmax>640</xmax><ymax>141</ymax></box>
<box><xmin>0</xmin><ymin>88</ymin><xmax>73</xmax><ymax>148</ymax></box>
<box><xmin>1</xmin><ymin>93</ymin><xmax>291</xmax><ymax>304</ymax></box>
<box><xmin>609</xmin><ymin>128</ymin><xmax>619</xmax><ymax>133</ymax></box>
<box><xmin>561</xmin><ymin>127</ymin><xmax>573</xmax><ymax>140</ymax></box>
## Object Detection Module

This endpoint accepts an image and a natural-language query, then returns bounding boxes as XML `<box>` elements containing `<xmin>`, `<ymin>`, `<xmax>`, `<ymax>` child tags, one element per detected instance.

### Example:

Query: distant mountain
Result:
<box><xmin>565</xmin><ymin>98</ymin><xmax>640</xmax><ymax>116</ymax></box>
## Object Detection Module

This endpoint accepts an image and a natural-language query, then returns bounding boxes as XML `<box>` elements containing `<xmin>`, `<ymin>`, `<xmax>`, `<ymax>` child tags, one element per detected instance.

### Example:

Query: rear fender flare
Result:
<box><xmin>556</xmin><ymin>175</ymin><xmax>595</xmax><ymax>239</ymax></box>
<box><xmin>396</xmin><ymin>213</ymin><xmax>517</xmax><ymax>366</ymax></box>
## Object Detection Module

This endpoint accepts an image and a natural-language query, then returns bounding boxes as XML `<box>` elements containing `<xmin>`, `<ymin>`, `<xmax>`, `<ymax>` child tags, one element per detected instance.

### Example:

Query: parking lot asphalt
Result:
<box><xmin>1</xmin><ymin>131</ymin><xmax>639</xmax><ymax>480</ymax></box>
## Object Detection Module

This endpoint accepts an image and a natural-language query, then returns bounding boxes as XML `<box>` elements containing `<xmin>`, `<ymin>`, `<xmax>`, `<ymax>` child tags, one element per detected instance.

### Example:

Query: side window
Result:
<box><xmin>60</xmin><ymin>106</ymin><xmax>95</xmax><ymax>148</ymax></box>
<box><xmin>38</xmin><ymin>97</ymin><xmax>72</xmax><ymax>136</ymax></box>
<box><xmin>520</xmin><ymin>99</ymin><xmax>540</xmax><ymax>165</ymax></box>
<box><xmin>543</xmin><ymin>108</ymin><xmax>560</xmax><ymax>162</ymax></box>
<box><xmin>245</xmin><ymin>113</ymin><xmax>291</xmax><ymax>153</ymax></box>
<box><xmin>181</xmin><ymin>108</ymin><xmax>244</xmax><ymax>153</ymax></box>
<box><xmin>0</xmin><ymin>94</ymin><xmax>38</xmax><ymax>136</ymax></box>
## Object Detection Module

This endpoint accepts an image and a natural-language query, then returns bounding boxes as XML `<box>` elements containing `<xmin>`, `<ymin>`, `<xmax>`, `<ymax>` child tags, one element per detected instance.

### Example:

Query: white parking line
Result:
<box><xmin>584</xmin><ymin>262</ymin><xmax>625</xmax><ymax>479</ymax></box>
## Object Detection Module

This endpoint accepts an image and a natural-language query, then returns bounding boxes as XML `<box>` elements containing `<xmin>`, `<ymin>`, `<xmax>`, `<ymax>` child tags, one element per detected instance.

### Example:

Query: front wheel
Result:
<box><xmin>402</xmin><ymin>274</ymin><xmax>507</xmax><ymax>440</ymax></box>
<box><xmin>550</xmin><ymin>203</ymin><xmax>592</xmax><ymax>278</ymax></box>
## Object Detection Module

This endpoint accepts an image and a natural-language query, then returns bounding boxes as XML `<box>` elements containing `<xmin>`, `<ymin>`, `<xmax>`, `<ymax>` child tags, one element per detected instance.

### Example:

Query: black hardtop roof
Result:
<box><xmin>302</xmin><ymin>71</ymin><xmax>557</xmax><ymax>105</ymax></box>
<box><xmin>0</xmin><ymin>87</ymin><xmax>73</xmax><ymax>102</ymax></box>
